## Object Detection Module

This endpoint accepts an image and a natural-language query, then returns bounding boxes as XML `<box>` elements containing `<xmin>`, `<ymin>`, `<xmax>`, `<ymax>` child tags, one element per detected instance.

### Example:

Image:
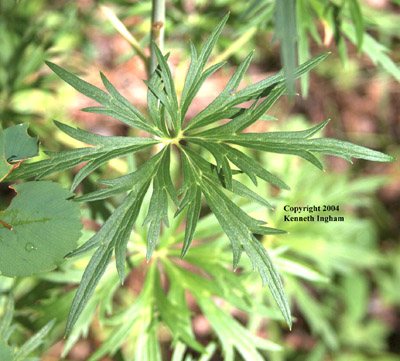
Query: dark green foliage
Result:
<box><xmin>6</xmin><ymin>15</ymin><xmax>394</xmax><ymax>335</ymax></box>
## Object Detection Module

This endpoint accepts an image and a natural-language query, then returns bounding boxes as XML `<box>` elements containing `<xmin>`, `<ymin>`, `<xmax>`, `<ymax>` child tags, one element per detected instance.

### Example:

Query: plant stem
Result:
<box><xmin>150</xmin><ymin>0</ymin><xmax>165</xmax><ymax>75</ymax></box>
<box><xmin>100</xmin><ymin>5</ymin><xmax>149</xmax><ymax>69</ymax></box>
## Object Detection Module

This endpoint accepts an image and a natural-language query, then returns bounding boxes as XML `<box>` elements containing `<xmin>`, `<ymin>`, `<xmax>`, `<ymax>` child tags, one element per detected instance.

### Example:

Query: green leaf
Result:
<box><xmin>45</xmin><ymin>61</ymin><xmax>110</xmax><ymax>104</ymax></box>
<box><xmin>214</xmin><ymin>122</ymin><xmax>394</xmax><ymax>167</ymax></box>
<box><xmin>74</xmin><ymin>152</ymin><xmax>163</xmax><ymax>203</ymax></box>
<box><xmin>154</xmin><ymin>273</ymin><xmax>205</xmax><ymax>352</ymax></box>
<box><xmin>45</xmin><ymin>62</ymin><xmax>159</xmax><ymax>136</ymax></box>
<box><xmin>195</xmin><ymin>295</ymin><xmax>282</xmax><ymax>361</ymax></box>
<box><xmin>142</xmin><ymin>146</ymin><xmax>178</xmax><ymax>259</ymax></box>
<box><xmin>347</xmin><ymin>0</ymin><xmax>364</xmax><ymax>51</ymax></box>
<box><xmin>180</xmin><ymin>186</ymin><xmax>202</xmax><ymax>258</ymax></box>
<box><xmin>180</xmin><ymin>14</ymin><xmax>230</xmax><ymax>121</ymax></box>
<box><xmin>114</xmin><ymin>182</ymin><xmax>149</xmax><ymax>282</ymax></box>
<box><xmin>223</xmin><ymin>144</ymin><xmax>290</xmax><ymax>189</ymax></box>
<box><xmin>54</xmin><ymin>121</ymin><xmax>154</xmax><ymax>147</ymax></box>
<box><xmin>66</xmin><ymin>244</ymin><xmax>113</xmax><ymax>336</ymax></box>
<box><xmin>179</xmin><ymin>61</ymin><xmax>226</xmax><ymax>123</ymax></box>
<box><xmin>0</xmin><ymin>297</ymin><xmax>13</xmax><ymax>341</ymax></box>
<box><xmin>0</xmin><ymin>181</ymin><xmax>82</xmax><ymax>277</ymax></box>
<box><xmin>342</xmin><ymin>21</ymin><xmax>400</xmax><ymax>82</ymax></box>
<box><xmin>0</xmin><ymin>124</ymin><xmax>39</xmax><ymax>182</ymax></box>
<box><xmin>5</xmin><ymin>132</ymin><xmax>158</xmax><ymax>184</ymax></box>
<box><xmin>14</xmin><ymin>320</ymin><xmax>55</xmax><ymax>361</ymax></box>
<box><xmin>3</xmin><ymin>124</ymin><xmax>39</xmax><ymax>163</ymax></box>
<box><xmin>68</xmin><ymin>182</ymin><xmax>150</xmax><ymax>260</ymax></box>
<box><xmin>231</xmin><ymin>180</ymin><xmax>273</xmax><ymax>209</ymax></box>
<box><xmin>275</xmin><ymin>0</ymin><xmax>297</xmax><ymax>95</ymax></box>
<box><xmin>0</xmin><ymin>130</ymin><xmax>11</xmax><ymax>182</ymax></box>
<box><xmin>199</xmin><ymin>141</ymin><xmax>233</xmax><ymax>190</ymax></box>
<box><xmin>147</xmin><ymin>60</ymin><xmax>170</xmax><ymax>135</ymax></box>
<box><xmin>152</xmin><ymin>44</ymin><xmax>180</xmax><ymax>131</ymax></box>
<box><xmin>198</xmin><ymin>179</ymin><xmax>291</xmax><ymax>327</ymax></box>
<box><xmin>186</xmin><ymin>53</ymin><xmax>329</xmax><ymax>131</ymax></box>
<box><xmin>0</xmin><ymin>340</ymin><xmax>13</xmax><ymax>361</ymax></box>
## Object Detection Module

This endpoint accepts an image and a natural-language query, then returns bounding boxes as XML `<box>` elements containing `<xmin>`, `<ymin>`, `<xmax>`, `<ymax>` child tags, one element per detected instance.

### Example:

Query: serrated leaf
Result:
<box><xmin>0</xmin><ymin>181</ymin><xmax>82</xmax><ymax>277</ymax></box>
<box><xmin>147</xmin><ymin>58</ymin><xmax>170</xmax><ymax>135</ymax></box>
<box><xmin>0</xmin><ymin>124</ymin><xmax>39</xmax><ymax>182</ymax></box>
<box><xmin>223</xmin><ymin>144</ymin><xmax>290</xmax><ymax>189</ymax></box>
<box><xmin>231</xmin><ymin>180</ymin><xmax>273</xmax><ymax>209</ymax></box>
<box><xmin>199</xmin><ymin>141</ymin><xmax>232</xmax><ymax>190</ymax></box>
<box><xmin>54</xmin><ymin>121</ymin><xmax>154</xmax><ymax>147</ymax></box>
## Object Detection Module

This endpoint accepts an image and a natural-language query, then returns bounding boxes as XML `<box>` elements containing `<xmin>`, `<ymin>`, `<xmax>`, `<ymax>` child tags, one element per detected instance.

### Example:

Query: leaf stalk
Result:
<box><xmin>150</xmin><ymin>0</ymin><xmax>166</xmax><ymax>75</ymax></box>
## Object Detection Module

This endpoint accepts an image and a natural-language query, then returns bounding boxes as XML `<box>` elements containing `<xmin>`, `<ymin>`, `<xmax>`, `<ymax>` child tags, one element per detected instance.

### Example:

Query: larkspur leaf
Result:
<box><xmin>180</xmin><ymin>14</ymin><xmax>230</xmax><ymax>122</ymax></box>
<box><xmin>21</xmin><ymin>15</ymin><xmax>394</xmax><ymax>342</ymax></box>
<box><xmin>66</xmin><ymin>244</ymin><xmax>113</xmax><ymax>335</ymax></box>
<box><xmin>46</xmin><ymin>61</ymin><xmax>160</xmax><ymax>136</ymax></box>
<box><xmin>185</xmin><ymin>53</ymin><xmax>330</xmax><ymax>131</ymax></box>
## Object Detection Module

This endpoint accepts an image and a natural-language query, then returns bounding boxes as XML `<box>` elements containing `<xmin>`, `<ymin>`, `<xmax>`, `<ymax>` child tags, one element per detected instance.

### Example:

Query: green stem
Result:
<box><xmin>150</xmin><ymin>0</ymin><xmax>166</xmax><ymax>75</ymax></box>
<box><xmin>101</xmin><ymin>5</ymin><xmax>149</xmax><ymax>69</ymax></box>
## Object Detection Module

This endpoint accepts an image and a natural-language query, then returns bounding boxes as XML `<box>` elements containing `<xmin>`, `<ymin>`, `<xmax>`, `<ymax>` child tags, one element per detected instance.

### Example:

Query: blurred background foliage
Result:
<box><xmin>0</xmin><ymin>0</ymin><xmax>399</xmax><ymax>360</ymax></box>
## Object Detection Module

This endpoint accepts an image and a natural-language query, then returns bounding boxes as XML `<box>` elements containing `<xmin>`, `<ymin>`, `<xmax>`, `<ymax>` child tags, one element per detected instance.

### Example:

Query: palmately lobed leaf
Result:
<box><xmin>6</xmin><ymin>14</ymin><xmax>393</xmax><ymax>338</ymax></box>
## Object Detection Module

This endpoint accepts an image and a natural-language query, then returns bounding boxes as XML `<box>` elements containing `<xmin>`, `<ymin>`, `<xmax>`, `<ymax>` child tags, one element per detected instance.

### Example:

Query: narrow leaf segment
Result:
<box><xmin>7</xmin><ymin>14</ymin><xmax>394</xmax><ymax>334</ymax></box>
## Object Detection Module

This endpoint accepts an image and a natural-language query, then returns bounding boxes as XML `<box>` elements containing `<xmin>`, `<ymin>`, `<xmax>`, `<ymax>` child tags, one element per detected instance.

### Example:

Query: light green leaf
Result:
<box><xmin>14</xmin><ymin>320</ymin><xmax>55</xmax><ymax>361</ymax></box>
<box><xmin>275</xmin><ymin>0</ymin><xmax>297</xmax><ymax>95</ymax></box>
<box><xmin>0</xmin><ymin>297</ymin><xmax>13</xmax><ymax>341</ymax></box>
<box><xmin>5</xmin><ymin>134</ymin><xmax>157</xmax><ymax>184</ymax></box>
<box><xmin>0</xmin><ymin>340</ymin><xmax>13</xmax><ymax>361</ymax></box>
<box><xmin>347</xmin><ymin>0</ymin><xmax>364</xmax><ymax>51</ymax></box>
<box><xmin>0</xmin><ymin>181</ymin><xmax>82</xmax><ymax>277</ymax></box>
<box><xmin>155</xmin><ymin>273</ymin><xmax>205</xmax><ymax>352</ymax></box>
<box><xmin>342</xmin><ymin>21</ymin><xmax>400</xmax><ymax>82</ymax></box>
<box><xmin>196</xmin><ymin>296</ymin><xmax>281</xmax><ymax>361</ymax></box>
